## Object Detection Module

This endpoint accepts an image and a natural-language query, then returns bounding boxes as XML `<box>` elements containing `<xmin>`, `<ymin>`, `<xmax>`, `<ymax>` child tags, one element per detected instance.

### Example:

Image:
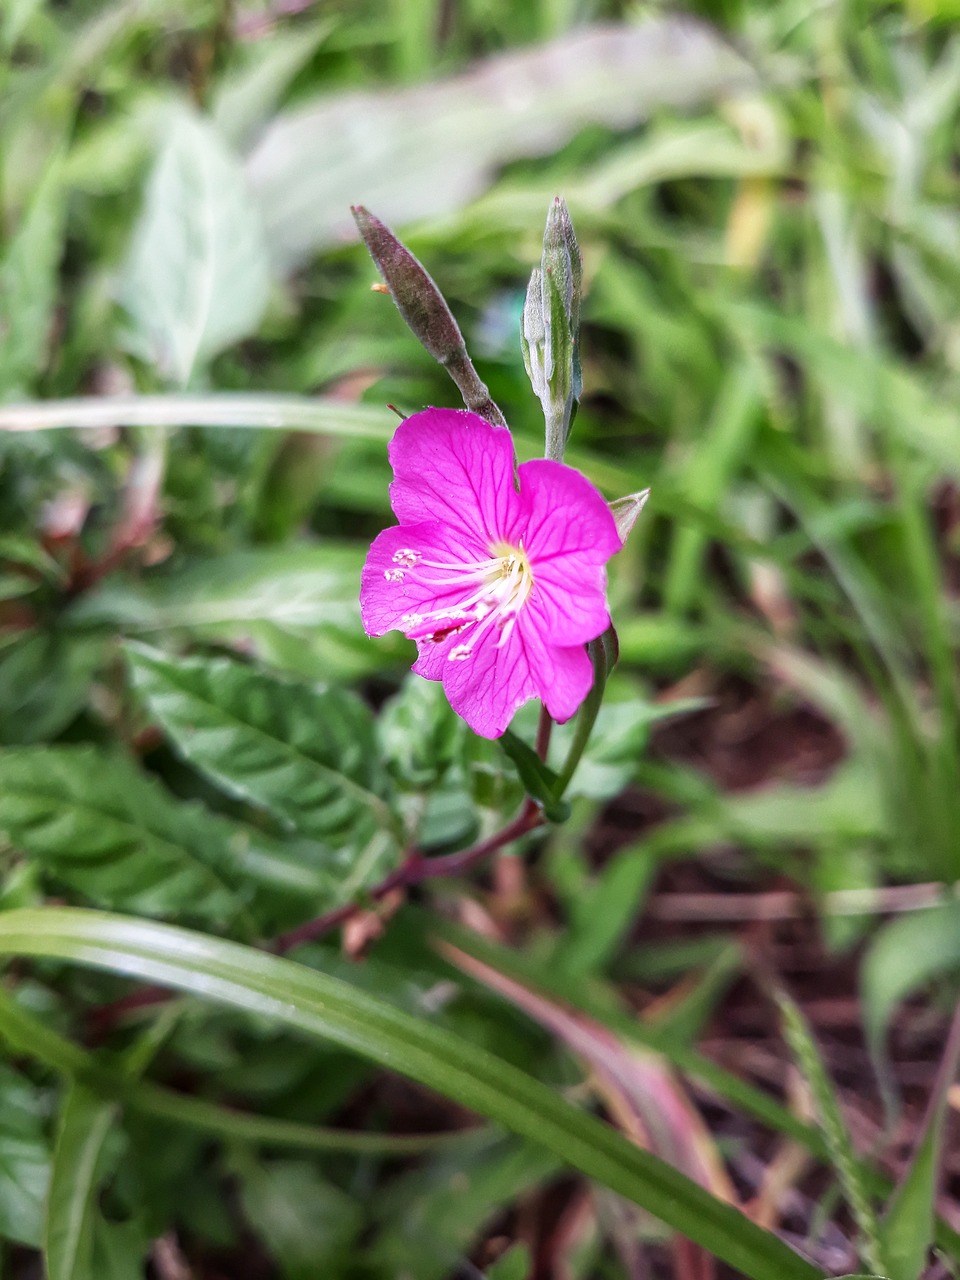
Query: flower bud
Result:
<box><xmin>352</xmin><ymin>205</ymin><xmax>506</xmax><ymax>428</ymax></box>
<box><xmin>520</xmin><ymin>197</ymin><xmax>583</xmax><ymax>460</ymax></box>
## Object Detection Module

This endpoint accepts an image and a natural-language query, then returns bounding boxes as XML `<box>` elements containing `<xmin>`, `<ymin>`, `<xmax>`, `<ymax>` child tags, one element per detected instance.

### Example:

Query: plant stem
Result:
<box><xmin>552</xmin><ymin>635</ymin><xmax>610</xmax><ymax>798</ymax></box>
<box><xmin>271</xmin><ymin>800</ymin><xmax>543</xmax><ymax>954</ymax></box>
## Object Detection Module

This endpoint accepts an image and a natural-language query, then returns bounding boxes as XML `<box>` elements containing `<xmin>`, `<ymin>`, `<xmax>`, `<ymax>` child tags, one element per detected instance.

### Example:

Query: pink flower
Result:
<box><xmin>361</xmin><ymin>408</ymin><xmax>620</xmax><ymax>739</ymax></box>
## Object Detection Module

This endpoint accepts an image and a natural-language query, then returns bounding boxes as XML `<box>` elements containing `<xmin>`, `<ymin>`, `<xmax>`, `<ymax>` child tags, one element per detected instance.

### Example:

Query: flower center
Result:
<box><xmin>386</xmin><ymin>540</ymin><xmax>535</xmax><ymax>659</ymax></box>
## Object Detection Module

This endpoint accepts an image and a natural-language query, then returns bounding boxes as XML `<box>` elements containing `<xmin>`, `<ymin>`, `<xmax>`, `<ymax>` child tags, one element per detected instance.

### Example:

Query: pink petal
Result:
<box><xmin>518</xmin><ymin>459</ymin><xmax>620</xmax><ymax>565</ymax></box>
<box><xmin>360</xmin><ymin>520</ymin><xmax>487</xmax><ymax>637</ymax></box>
<box><xmin>388</xmin><ymin>408</ymin><xmax>521</xmax><ymax>547</ymax></box>
<box><xmin>517</xmin><ymin>611</ymin><xmax>595</xmax><ymax>724</ymax></box>
<box><xmin>411</xmin><ymin>613</ymin><xmax>594</xmax><ymax>738</ymax></box>
<box><xmin>433</xmin><ymin>622</ymin><xmax>538</xmax><ymax>739</ymax></box>
<box><xmin>514</xmin><ymin>458</ymin><xmax>618</xmax><ymax>647</ymax></box>
<box><xmin>523</xmin><ymin>573</ymin><xmax>610</xmax><ymax>648</ymax></box>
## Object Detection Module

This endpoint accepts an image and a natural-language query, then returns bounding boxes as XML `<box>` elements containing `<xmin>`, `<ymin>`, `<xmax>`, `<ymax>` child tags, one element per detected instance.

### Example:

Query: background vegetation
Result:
<box><xmin>1</xmin><ymin>0</ymin><xmax>959</xmax><ymax>1276</ymax></box>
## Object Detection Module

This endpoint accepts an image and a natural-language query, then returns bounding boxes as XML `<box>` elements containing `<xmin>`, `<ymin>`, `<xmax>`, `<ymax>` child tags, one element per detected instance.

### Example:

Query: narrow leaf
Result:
<box><xmin>879</xmin><ymin>1005</ymin><xmax>960</xmax><ymax>1280</ymax></box>
<box><xmin>0</xmin><ymin>157</ymin><xmax>65</xmax><ymax>396</ymax></box>
<box><xmin>500</xmin><ymin>729</ymin><xmax>569</xmax><ymax>822</ymax></box>
<box><xmin>0</xmin><ymin>907</ymin><xmax>823</xmax><ymax>1280</ymax></box>
<box><xmin>44</xmin><ymin>1085</ymin><xmax>117</xmax><ymax>1280</ymax></box>
<box><xmin>442</xmin><ymin>942</ymin><xmax>734</xmax><ymax>1201</ymax></box>
<box><xmin>861</xmin><ymin>902</ymin><xmax>960</xmax><ymax>1079</ymax></box>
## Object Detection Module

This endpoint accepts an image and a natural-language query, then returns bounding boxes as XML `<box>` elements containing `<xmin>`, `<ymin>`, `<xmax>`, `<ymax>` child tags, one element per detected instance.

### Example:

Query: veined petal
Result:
<box><xmin>389</xmin><ymin>408</ymin><xmax>521</xmax><ymax>546</ymax></box>
<box><xmin>431</xmin><ymin>621</ymin><xmax>538</xmax><ymax>740</ymax></box>
<box><xmin>525</xmin><ymin>570</ymin><xmax>610</xmax><ymax>648</ymax></box>
<box><xmin>362</xmin><ymin>413</ymin><xmax>621</xmax><ymax>739</ymax></box>
<box><xmin>518</xmin><ymin>459</ymin><xmax>620</xmax><ymax>565</ymax></box>
<box><xmin>517</xmin><ymin>611</ymin><xmax>596</xmax><ymax>724</ymax></box>
<box><xmin>360</xmin><ymin>520</ymin><xmax>487</xmax><ymax>637</ymax></box>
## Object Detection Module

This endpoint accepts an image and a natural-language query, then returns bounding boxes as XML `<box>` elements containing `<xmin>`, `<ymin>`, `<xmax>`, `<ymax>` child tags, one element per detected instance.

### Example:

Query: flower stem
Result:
<box><xmin>551</xmin><ymin>632</ymin><xmax>611</xmax><ymax>799</ymax></box>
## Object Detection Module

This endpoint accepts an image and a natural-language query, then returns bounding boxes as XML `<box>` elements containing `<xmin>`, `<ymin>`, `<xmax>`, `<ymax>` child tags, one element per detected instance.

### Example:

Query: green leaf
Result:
<box><xmin>551</xmin><ymin>694</ymin><xmax>706</xmax><ymax>802</ymax></box>
<box><xmin>126</xmin><ymin>645</ymin><xmax>401</xmax><ymax>898</ymax></box>
<box><xmin>232</xmin><ymin>1155</ymin><xmax>362</xmax><ymax>1279</ymax></box>
<box><xmin>120</xmin><ymin>105</ymin><xmax>270</xmax><ymax>384</ymax></box>
<box><xmin>0</xmin><ymin>632</ymin><xmax>104</xmax><ymax>745</ymax></box>
<box><xmin>0</xmin><ymin>1064</ymin><xmax>50</xmax><ymax>1246</ymax></box>
<box><xmin>0</xmin><ymin>156</ymin><xmax>65</xmax><ymax>396</ymax></box>
<box><xmin>90</xmin><ymin>1217</ymin><xmax>150</xmax><ymax>1280</ymax></box>
<box><xmin>0</xmin><ymin>747</ymin><xmax>250</xmax><ymax>927</ymax></box>
<box><xmin>500</xmin><ymin>729</ymin><xmax>569</xmax><ymax>821</ymax></box>
<box><xmin>74</xmin><ymin>543</ymin><xmax>371</xmax><ymax>680</ymax></box>
<box><xmin>44</xmin><ymin>1085</ymin><xmax>117</xmax><ymax>1280</ymax></box>
<box><xmin>878</xmin><ymin>1010</ymin><xmax>960</xmax><ymax>1280</ymax></box>
<box><xmin>0</xmin><ymin>906</ymin><xmax>823</xmax><ymax>1280</ymax></box>
<box><xmin>861</xmin><ymin>902</ymin><xmax>960</xmax><ymax>1076</ymax></box>
<box><xmin>485</xmin><ymin>1244</ymin><xmax>533</xmax><ymax>1280</ymax></box>
<box><xmin>379</xmin><ymin>672</ymin><xmax>466</xmax><ymax>790</ymax></box>
<box><xmin>426</xmin><ymin>911</ymin><xmax>960</xmax><ymax>1263</ymax></box>
<box><xmin>246</xmin><ymin>19</ymin><xmax>754</xmax><ymax>269</ymax></box>
<box><xmin>368</xmin><ymin>1133</ymin><xmax>555</xmax><ymax>1280</ymax></box>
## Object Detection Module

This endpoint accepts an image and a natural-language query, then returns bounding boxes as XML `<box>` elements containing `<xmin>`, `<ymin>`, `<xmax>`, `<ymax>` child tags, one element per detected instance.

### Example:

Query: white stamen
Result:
<box><xmin>392</xmin><ymin>549</ymin><xmax>421</xmax><ymax>567</ymax></box>
<box><xmin>383</xmin><ymin>567</ymin><xmax>405</xmax><ymax>582</ymax></box>
<box><xmin>393</xmin><ymin>539</ymin><xmax>535</xmax><ymax>661</ymax></box>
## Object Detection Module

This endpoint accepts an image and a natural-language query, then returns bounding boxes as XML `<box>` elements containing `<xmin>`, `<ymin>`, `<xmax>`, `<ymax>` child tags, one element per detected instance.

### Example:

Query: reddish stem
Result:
<box><xmin>272</xmin><ymin>800</ymin><xmax>543</xmax><ymax>954</ymax></box>
<box><xmin>88</xmin><ymin>801</ymin><xmax>545</xmax><ymax>1035</ymax></box>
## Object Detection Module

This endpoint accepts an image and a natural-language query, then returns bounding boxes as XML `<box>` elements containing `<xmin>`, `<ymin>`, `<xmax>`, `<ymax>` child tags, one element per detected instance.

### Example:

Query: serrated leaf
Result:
<box><xmin>120</xmin><ymin>105</ymin><xmax>270</xmax><ymax>384</ymax></box>
<box><xmin>0</xmin><ymin>746</ymin><xmax>250</xmax><ymax>926</ymax></box>
<box><xmin>44</xmin><ymin>1085</ymin><xmax>117</xmax><ymax>1280</ymax></box>
<box><xmin>379</xmin><ymin>673</ymin><xmax>466</xmax><ymax>790</ymax></box>
<box><xmin>72</xmin><ymin>544</ymin><xmax>368</xmax><ymax>680</ymax></box>
<box><xmin>126</xmin><ymin>646</ymin><xmax>401</xmax><ymax>898</ymax></box>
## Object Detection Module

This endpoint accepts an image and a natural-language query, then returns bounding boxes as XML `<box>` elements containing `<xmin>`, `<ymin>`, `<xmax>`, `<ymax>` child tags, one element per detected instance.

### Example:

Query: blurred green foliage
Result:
<box><xmin>1</xmin><ymin>0</ymin><xmax>960</xmax><ymax>1276</ymax></box>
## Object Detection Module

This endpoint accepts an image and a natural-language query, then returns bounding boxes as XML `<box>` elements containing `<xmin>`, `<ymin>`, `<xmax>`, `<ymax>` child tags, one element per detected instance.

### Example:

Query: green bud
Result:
<box><xmin>608</xmin><ymin>488</ymin><xmax>650</xmax><ymax>544</ymax></box>
<box><xmin>352</xmin><ymin>205</ymin><xmax>506</xmax><ymax>428</ymax></box>
<box><xmin>520</xmin><ymin>197</ymin><xmax>583</xmax><ymax>460</ymax></box>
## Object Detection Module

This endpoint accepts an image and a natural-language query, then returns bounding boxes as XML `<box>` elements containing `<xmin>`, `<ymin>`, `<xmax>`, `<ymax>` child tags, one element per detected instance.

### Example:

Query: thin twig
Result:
<box><xmin>647</xmin><ymin>882</ymin><xmax>951</xmax><ymax>922</ymax></box>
